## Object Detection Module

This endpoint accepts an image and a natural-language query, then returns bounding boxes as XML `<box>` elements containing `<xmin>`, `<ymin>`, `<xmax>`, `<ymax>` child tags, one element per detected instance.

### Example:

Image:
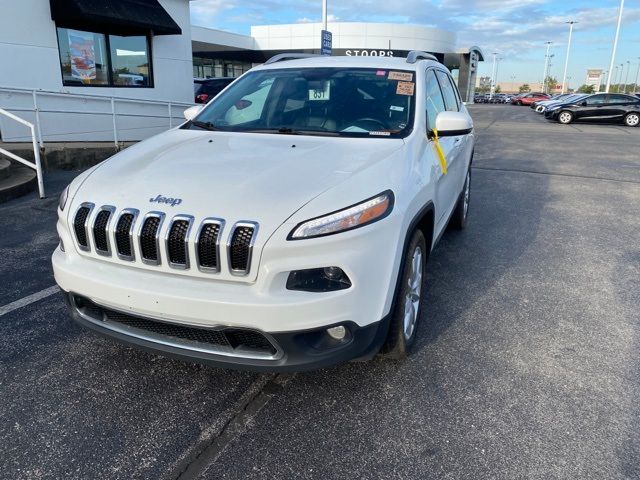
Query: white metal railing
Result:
<box><xmin>0</xmin><ymin>85</ymin><xmax>194</xmax><ymax>149</ymax></box>
<box><xmin>0</xmin><ymin>108</ymin><xmax>44</xmax><ymax>198</ymax></box>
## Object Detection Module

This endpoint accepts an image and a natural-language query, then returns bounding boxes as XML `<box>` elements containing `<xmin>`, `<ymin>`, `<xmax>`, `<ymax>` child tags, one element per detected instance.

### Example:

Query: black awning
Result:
<box><xmin>50</xmin><ymin>0</ymin><xmax>182</xmax><ymax>36</ymax></box>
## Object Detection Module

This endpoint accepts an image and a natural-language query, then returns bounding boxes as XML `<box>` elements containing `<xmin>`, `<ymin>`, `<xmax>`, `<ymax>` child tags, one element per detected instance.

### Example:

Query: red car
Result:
<box><xmin>511</xmin><ymin>92</ymin><xmax>550</xmax><ymax>106</ymax></box>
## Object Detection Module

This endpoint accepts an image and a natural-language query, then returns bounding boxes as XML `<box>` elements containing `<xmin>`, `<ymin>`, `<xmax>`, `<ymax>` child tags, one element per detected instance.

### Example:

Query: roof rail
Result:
<box><xmin>406</xmin><ymin>51</ymin><xmax>438</xmax><ymax>64</ymax></box>
<box><xmin>264</xmin><ymin>53</ymin><xmax>321</xmax><ymax>65</ymax></box>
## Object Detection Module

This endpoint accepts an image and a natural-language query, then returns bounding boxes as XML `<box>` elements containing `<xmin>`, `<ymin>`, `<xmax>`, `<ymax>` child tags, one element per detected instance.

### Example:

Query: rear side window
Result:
<box><xmin>425</xmin><ymin>70</ymin><xmax>446</xmax><ymax>131</ymax></box>
<box><xmin>608</xmin><ymin>94</ymin><xmax>636</xmax><ymax>104</ymax></box>
<box><xmin>435</xmin><ymin>70</ymin><xmax>459</xmax><ymax>111</ymax></box>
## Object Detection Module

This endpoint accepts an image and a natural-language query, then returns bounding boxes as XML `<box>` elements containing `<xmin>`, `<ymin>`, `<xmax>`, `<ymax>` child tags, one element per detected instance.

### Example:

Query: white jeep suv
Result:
<box><xmin>52</xmin><ymin>52</ymin><xmax>474</xmax><ymax>371</ymax></box>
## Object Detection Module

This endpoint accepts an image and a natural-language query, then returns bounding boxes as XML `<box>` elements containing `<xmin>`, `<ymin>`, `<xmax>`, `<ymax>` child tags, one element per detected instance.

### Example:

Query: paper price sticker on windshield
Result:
<box><xmin>309</xmin><ymin>81</ymin><xmax>330</xmax><ymax>101</ymax></box>
<box><xmin>388</xmin><ymin>71</ymin><xmax>413</xmax><ymax>81</ymax></box>
<box><xmin>396</xmin><ymin>81</ymin><xmax>415</xmax><ymax>96</ymax></box>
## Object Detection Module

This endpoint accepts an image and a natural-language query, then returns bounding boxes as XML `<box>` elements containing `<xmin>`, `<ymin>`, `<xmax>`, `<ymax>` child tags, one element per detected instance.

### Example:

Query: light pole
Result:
<box><xmin>601</xmin><ymin>71</ymin><xmax>607</xmax><ymax>92</ymax></box>
<box><xmin>635</xmin><ymin>58</ymin><xmax>640</xmax><ymax>93</ymax></box>
<box><xmin>495</xmin><ymin>57</ymin><xmax>503</xmax><ymax>93</ymax></box>
<box><xmin>624</xmin><ymin>60</ymin><xmax>630</xmax><ymax>93</ymax></box>
<box><xmin>542</xmin><ymin>41</ymin><xmax>552</xmax><ymax>91</ymax></box>
<box><xmin>510</xmin><ymin>74</ymin><xmax>516</xmax><ymax>93</ymax></box>
<box><xmin>619</xmin><ymin>62</ymin><xmax>625</xmax><ymax>91</ymax></box>
<box><xmin>606</xmin><ymin>0</ymin><xmax>625</xmax><ymax>93</ymax></box>
<box><xmin>561</xmin><ymin>21</ymin><xmax>577</xmax><ymax>94</ymax></box>
<box><xmin>490</xmin><ymin>52</ymin><xmax>498</xmax><ymax>98</ymax></box>
<box><xmin>322</xmin><ymin>0</ymin><xmax>327</xmax><ymax>31</ymax></box>
<box><xmin>613</xmin><ymin>65</ymin><xmax>619</xmax><ymax>92</ymax></box>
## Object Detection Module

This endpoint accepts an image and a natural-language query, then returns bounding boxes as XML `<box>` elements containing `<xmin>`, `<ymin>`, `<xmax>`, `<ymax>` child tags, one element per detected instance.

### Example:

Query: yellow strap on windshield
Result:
<box><xmin>432</xmin><ymin>129</ymin><xmax>448</xmax><ymax>175</ymax></box>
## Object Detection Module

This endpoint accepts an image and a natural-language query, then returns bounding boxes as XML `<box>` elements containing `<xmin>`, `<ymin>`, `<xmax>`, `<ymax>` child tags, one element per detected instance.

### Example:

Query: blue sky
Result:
<box><xmin>190</xmin><ymin>0</ymin><xmax>640</xmax><ymax>89</ymax></box>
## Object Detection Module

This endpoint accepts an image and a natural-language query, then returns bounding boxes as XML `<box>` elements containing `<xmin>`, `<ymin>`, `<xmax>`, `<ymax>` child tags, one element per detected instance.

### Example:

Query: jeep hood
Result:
<box><xmin>71</xmin><ymin>128</ymin><xmax>404</xmax><ymax>240</ymax></box>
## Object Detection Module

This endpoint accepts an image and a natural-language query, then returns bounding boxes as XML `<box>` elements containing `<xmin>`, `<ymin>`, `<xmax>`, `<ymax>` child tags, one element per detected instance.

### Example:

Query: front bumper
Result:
<box><xmin>64</xmin><ymin>292</ymin><xmax>389</xmax><ymax>371</ymax></box>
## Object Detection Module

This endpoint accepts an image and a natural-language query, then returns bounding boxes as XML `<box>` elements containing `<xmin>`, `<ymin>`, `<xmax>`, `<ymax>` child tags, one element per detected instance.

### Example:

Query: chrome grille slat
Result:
<box><xmin>195</xmin><ymin>218</ymin><xmax>225</xmax><ymax>273</ymax></box>
<box><xmin>92</xmin><ymin>206</ymin><xmax>115</xmax><ymax>256</ymax></box>
<box><xmin>227</xmin><ymin>222</ymin><xmax>258</xmax><ymax>276</ymax></box>
<box><xmin>114</xmin><ymin>209</ymin><xmax>139</xmax><ymax>261</ymax></box>
<box><xmin>73</xmin><ymin>203</ymin><xmax>94</xmax><ymax>251</ymax></box>
<box><xmin>138</xmin><ymin>212</ymin><xmax>165</xmax><ymax>265</ymax></box>
<box><xmin>166</xmin><ymin>215</ymin><xmax>193</xmax><ymax>269</ymax></box>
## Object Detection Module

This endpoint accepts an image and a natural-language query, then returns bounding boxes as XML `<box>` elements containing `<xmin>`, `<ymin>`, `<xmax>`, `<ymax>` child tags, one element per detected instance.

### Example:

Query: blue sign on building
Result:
<box><xmin>321</xmin><ymin>30</ymin><xmax>332</xmax><ymax>56</ymax></box>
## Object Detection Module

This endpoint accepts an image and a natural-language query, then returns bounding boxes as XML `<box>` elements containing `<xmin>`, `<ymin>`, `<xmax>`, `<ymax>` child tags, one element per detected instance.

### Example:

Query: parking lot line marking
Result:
<box><xmin>0</xmin><ymin>286</ymin><xmax>60</xmax><ymax>317</ymax></box>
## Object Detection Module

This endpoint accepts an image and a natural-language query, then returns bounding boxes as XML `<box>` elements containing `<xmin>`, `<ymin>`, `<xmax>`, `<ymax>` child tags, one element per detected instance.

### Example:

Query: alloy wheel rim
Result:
<box><xmin>403</xmin><ymin>245</ymin><xmax>423</xmax><ymax>340</ymax></box>
<box><xmin>627</xmin><ymin>114</ymin><xmax>639</xmax><ymax>126</ymax></box>
<box><xmin>560</xmin><ymin>112</ymin><xmax>571</xmax><ymax>123</ymax></box>
<box><xmin>463</xmin><ymin>171</ymin><xmax>470</xmax><ymax>218</ymax></box>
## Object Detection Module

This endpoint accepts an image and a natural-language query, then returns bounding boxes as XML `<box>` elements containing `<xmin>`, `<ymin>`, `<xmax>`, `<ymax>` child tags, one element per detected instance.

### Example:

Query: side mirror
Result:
<box><xmin>433</xmin><ymin>111</ymin><xmax>473</xmax><ymax>137</ymax></box>
<box><xmin>183</xmin><ymin>105</ymin><xmax>203</xmax><ymax>121</ymax></box>
<box><xmin>581</xmin><ymin>101</ymin><xmax>587</xmax><ymax>106</ymax></box>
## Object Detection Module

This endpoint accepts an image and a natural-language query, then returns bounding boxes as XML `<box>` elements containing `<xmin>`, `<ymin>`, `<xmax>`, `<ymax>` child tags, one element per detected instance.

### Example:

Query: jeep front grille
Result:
<box><xmin>71</xmin><ymin>205</ymin><xmax>259</xmax><ymax>276</ymax></box>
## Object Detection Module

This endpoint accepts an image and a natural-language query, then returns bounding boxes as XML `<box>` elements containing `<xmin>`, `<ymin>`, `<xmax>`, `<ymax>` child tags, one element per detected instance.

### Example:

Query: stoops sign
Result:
<box><xmin>321</xmin><ymin>30</ymin><xmax>332</xmax><ymax>56</ymax></box>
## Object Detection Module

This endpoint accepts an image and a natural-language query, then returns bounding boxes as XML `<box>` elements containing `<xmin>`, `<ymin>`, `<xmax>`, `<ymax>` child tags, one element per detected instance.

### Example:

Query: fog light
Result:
<box><xmin>326</xmin><ymin>325</ymin><xmax>346</xmax><ymax>341</ymax></box>
<box><xmin>286</xmin><ymin>267</ymin><xmax>351</xmax><ymax>292</ymax></box>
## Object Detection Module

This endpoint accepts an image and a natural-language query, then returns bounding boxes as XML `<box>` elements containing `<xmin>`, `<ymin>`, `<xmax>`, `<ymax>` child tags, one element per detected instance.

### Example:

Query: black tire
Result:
<box><xmin>558</xmin><ymin>110</ymin><xmax>573</xmax><ymax>124</ymax></box>
<box><xmin>624</xmin><ymin>112</ymin><xmax>639</xmax><ymax>127</ymax></box>
<box><xmin>449</xmin><ymin>168</ymin><xmax>471</xmax><ymax>230</ymax></box>
<box><xmin>382</xmin><ymin>229</ymin><xmax>427</xmax><ymax>359</ymax></box>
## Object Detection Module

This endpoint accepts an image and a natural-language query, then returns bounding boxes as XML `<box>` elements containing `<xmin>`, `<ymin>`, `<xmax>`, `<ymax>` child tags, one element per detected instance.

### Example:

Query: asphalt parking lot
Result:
<box><xmin>1</xmin><ymin>105</ymin><xmax>639</xmax><ymax>480</ymax></box>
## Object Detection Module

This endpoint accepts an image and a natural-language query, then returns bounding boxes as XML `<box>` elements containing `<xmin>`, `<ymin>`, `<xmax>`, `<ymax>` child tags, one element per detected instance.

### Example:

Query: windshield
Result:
<box><xmin>185</xmin><ymin>67</ymin><xmax>416</xmax><ymax>138</ymax></box>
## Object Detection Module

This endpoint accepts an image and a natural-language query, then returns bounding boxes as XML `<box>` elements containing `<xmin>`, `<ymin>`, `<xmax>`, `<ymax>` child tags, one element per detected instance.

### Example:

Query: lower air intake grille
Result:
<box><xmin>93</xmin><ymin>210</ymin><xmax>111</xmax><ymax>252</ymax></box>
<box><xmin>229</xmin><ymin>225</ymin><xmax>255</xmax><ymax>273</ymax></box>
<box><xmin>73</xmin><ymin>206</ymin><xmax>91</xmax><ymax>248</ymax></box>
<box><xmin>115</xmin><ymin>213</ymin><xmax>135</xmax><ymax>258</ymax></box>
<box><xmin>73</xmin><ymin>295</ymin><xmax>277</xmax><ymax>356</ymax></box>
<box><xmin>167</xmin><ymin>219</ymin><xmax>191</xmax><ymax>266</ymax></box>
<box><xmin>140</xmin><ymin>216</ymin><xmax>161</xmax><ymax>262</ymax></box>
<box><xmin>197</xmin><ymin>223</ymin><xmax>221</xmax><ymax>270</ymax></box>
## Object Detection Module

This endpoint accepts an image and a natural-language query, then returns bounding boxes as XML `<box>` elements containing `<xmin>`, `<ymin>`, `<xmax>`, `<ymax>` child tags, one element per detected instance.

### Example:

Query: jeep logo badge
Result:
<box><xmin>149</xmin><ymin>194</ymin><xmax>182</xmax><ymax>207</ymax></box>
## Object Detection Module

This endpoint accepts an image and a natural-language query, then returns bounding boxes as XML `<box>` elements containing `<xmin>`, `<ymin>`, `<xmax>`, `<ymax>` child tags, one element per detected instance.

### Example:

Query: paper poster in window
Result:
<box><xmin>68</xmin><ymin>30</ymin><xmax>96</xmax><ymax>80</ymax></box>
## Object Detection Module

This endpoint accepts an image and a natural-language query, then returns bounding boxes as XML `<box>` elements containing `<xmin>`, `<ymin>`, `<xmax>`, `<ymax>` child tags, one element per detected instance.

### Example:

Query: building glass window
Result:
<box><xmin>109</xmin><ymin>35</ymin><xmax>152</xmax><ymax>86</ymax></box>
<box><xmin>56</xmin><ymin>27</ymin><xmax>152</xmax><ymax>87</ymax></box>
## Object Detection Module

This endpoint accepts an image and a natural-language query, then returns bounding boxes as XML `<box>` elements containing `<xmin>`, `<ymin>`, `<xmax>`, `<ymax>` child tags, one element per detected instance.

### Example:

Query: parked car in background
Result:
<box><xmin>194</xmin><ymin>77</ymin><xmax>235</xmax><ymax>103</ymax></box>
<box><xmin>511</xmin><ymin>92</ymin><xmax>550</xmax><ymax>106</ymax></box>
<box><xmin>544</xmin><ymin>93</ymin><xmax>640</xmax><ymax>126</ymax></box>
<box><xmin>534</xmin><ymin>94</ymin><xmax>589</xmax><ymax>113</ymax></box>
<box><xmin>531</xmin><ymin>93</ymin><xmax>571</xmax><ymax>109</ymax></box>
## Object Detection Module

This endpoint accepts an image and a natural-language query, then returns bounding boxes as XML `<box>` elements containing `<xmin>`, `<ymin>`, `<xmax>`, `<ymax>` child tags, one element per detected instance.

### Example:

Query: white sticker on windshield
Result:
<box><xmin>390</xmin><ymin>105</ymin><xmax>405</xmax><ymax>112</ymax></box>
<box><xmin>309</xmin><ymin>81</ymin><xmax>330</xmax><ymax>101</ymax></box>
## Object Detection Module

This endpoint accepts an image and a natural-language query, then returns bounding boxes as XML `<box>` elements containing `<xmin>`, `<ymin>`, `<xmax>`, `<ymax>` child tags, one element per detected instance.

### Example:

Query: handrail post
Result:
<box><xmin>30</xmin><ymin>124</ymin><xmax>45</xmax><ymax>198</ymax></box>
<box><xmin>111</xmin><ymin>97</ymin><xmax>119</xmax><ymax>150</ymax></box>
<box><xmin>32</xmin><ymin>90</ymin><xmax>44</xmax><ymax>150</ymax></box>
<box><xmin>168</xmin><ymin>102</ymin><xmax>172</xmax><ymax>128</ymax></box>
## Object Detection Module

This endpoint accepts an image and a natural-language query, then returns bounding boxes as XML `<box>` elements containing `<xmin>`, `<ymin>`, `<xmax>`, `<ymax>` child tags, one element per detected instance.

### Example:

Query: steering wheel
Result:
<box><xmin>351</xmin><ymin>117</ymin><xmax>387</xmax><ymax>130</ymax></box>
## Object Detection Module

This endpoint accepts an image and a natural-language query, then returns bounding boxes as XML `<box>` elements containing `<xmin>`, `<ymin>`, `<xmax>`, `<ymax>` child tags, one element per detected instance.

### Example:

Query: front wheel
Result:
<box><xmin>624</xmin><ymin>112</ymin><xmax>639</xmax><ymax>127</ymax></box>
<box><xmin>558</xmin><ymin>111</ymin><xmax>573</xmax><ymax>124</ymax></box>
<box><xmin>382</xmin><ymin>229</ymin><xmax>427</xmax><ymax>359</ymax></box>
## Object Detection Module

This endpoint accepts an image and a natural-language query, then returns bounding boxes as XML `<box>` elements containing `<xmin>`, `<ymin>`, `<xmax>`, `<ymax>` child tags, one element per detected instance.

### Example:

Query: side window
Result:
<box><xmin>608</xmin><ymin>94</ymin><xmax>634</xmax><ymax>104</ymax></box>
<box><xmin>585</xmin><ymin>95</ymin><xmax>605</xmax><ymax>105</ymax></box>
<box><xmin>425</xmin><ymin>70</ymin><xmax>446</xmax><ymax>132</ymax></box>
<box><xmin>435</xmin><ymin>70</ymin><xmax>459</xmax><ymax>111</ymax></box>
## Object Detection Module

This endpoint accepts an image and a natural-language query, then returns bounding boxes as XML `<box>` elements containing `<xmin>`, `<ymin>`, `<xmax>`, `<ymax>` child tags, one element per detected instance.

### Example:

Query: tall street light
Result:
<box><xmin>613</xmin><ymin>65</ymin><xmax>619</xmax><ymax>92</ymax></box>
<box><xmin>606</xmin><ymin>0</ymin><xmax>625</xmax><ymax>93</ymax></box>
<box><xmin>490</xmin><ymin>52</ymin><xmax>498</xmax><ymax>98</ymax></box>
<box><xmin>561</xmin><ymin>21</ymin><xmax>577</xmax><ymax>94</ymax></box>
<box><xmin>542</xmin><ymin>41</ymin><xmax>552</xmax><ymax>91</ymax></box>
<box><xmin>635</xmin><ymin>58</ymin><xmax>640</xmax><ymax>93</ymax></box>
<box><xmin>624</xmin><ymin>60</ymin><xmax>631</xmax><ymax>93</ymax></box>
<box><xmin>619</xmin><ymin>62</ymin><xmax>625</xmax><ymax>90</ymax></box>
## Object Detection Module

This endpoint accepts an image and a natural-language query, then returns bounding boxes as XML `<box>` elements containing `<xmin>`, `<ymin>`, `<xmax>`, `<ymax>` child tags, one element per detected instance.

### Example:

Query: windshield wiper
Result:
<box><xmin>190</xmin><ymin>120</ymin><xmax>218</xmax><ymax>131</ymax></box>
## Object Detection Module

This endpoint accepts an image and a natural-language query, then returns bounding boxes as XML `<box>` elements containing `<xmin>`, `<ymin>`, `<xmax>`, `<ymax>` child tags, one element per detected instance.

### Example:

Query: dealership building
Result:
<box><xmin>0</xmin><ymin>0</ymin><xmax>483</xmax><ymax>144</ymax></box>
